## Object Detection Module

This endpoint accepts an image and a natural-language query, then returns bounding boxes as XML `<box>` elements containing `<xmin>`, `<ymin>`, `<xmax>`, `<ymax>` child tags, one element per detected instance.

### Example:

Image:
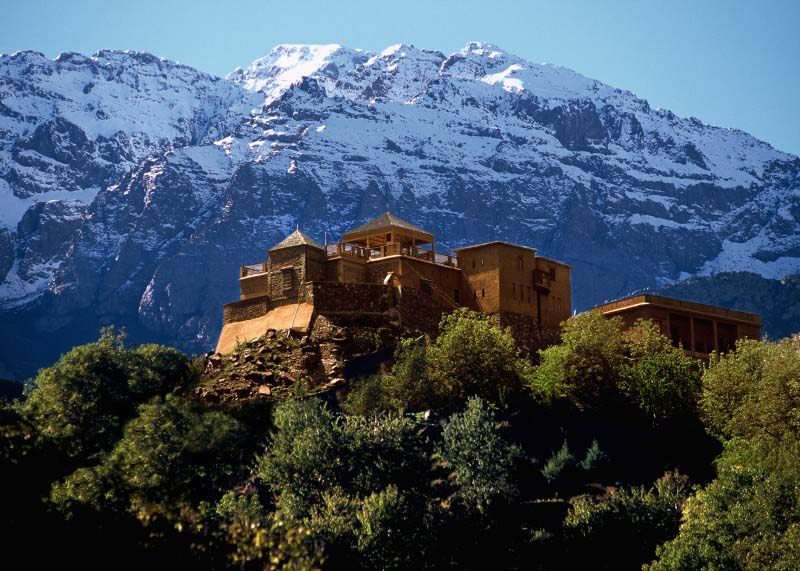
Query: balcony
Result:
<box><xmin>326</xmin><ymin>242</ymin><xmax>458</xmax><ymax>268</ymax></box>
<box><xmin>533</xmin><ymin>269</ymin><xmax>551</xmax><ymax>290</ymax></box>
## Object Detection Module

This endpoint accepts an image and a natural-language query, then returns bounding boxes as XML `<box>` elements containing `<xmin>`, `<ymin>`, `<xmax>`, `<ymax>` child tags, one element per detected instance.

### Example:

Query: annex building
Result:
<box><xmin>592</xmin><ymin>294</ymin><xmax>762</xmax><ymax>357</ymax></box>
<box><xmin>216</xmin><ymin>213</ymin><xmax>572</xmax><ymax>353</ymax></box>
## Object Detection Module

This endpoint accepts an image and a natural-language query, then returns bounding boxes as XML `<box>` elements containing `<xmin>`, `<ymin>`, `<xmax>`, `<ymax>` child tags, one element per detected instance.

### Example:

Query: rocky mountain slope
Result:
<box><xmin>1</xmin><ymin>42</ymin><xmax>798</xmax><ymax>379</ymax></box>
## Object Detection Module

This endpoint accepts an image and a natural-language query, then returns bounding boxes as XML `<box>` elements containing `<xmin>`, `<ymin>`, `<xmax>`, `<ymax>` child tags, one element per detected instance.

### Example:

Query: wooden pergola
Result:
<box><xmin>341</xmin><ymin>212</ymin><xmax>435</xmax><ymax>251</ymax></box>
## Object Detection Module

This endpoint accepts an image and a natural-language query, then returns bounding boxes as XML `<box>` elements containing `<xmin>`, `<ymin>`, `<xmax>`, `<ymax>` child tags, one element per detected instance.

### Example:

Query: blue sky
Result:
<box><xmin>3</xmin><ymin>0</ymin><xmax>799</xmax><ymax>155</ymax></box>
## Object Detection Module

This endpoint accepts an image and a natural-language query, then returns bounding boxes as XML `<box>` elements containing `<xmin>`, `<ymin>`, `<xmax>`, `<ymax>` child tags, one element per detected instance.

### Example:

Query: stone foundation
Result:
<box><xmin>489</xmin><ymin>311</ymin><xmax>562</xmax><ymax>355</ymax></box>
<box><xmin>223</xmin><ymin>295</ymin><xmax>271</xmax><ymax>324</ymax></box>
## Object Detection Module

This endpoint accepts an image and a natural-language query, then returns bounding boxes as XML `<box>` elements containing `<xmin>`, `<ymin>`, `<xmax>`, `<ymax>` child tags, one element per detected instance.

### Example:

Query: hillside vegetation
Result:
<box><xmin>2</xmin><ymin>312</ymin><xmax>798</xmax><ymax>570</ymax></box>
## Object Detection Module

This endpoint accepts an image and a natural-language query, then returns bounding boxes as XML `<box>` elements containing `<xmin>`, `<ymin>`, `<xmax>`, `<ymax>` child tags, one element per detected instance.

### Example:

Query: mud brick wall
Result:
<box><xmin>239</xmin><ymin>273</ymin><xmax>269</xmax><ymax>299</ymax></box>
<box><xmin>396</xmin><ymin>286</ymin><xmax>452</xmax><ymax>335</ymax></box>
<box><xmin>223</xmin><ymin>295</ymin><xmax>271</xmax><ymax>324</ymax></box>
<box><xmin>307</xmin><ymin>282</ymin><xmax>393</xmax><ymax>314</ymax></box>
<box><xmin>488</xmin><ymin>310</ymin><xmax>556</xmax><ymax>355</ymax></box>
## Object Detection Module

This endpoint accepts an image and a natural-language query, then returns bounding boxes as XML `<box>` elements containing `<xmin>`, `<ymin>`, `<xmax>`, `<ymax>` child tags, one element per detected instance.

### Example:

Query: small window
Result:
<box><xmin>453</xmin><ymin>289</ymin><xmax>460</xmax><ymax>303</ymax></box>
<box><xmin>472</xmin><ymin>259</ymin><xmax>476</xmax><ymax>269</ymax></box>
<box><xmin>482</xmin><ymin>288</ymin><xmax>485</xmax><ymax>298</ymax></box>
<box><xmin>516</xmin><ymin>256</ymin><xmax>524</xmax><ymax>271</ymax></box>
<box><xmin>281</xmin><ymin>268</ymin><xmax>294</xmax><ymax>292</ymax></box>
<box><xmin>549</xmin><ymin>267</ymin><xmax>556</xmax><ymax>282</ymax></box>
<box><xmin>473</xmin><ymin>291</ymin><xmax>477</xmax><ymax>300</ymax></box>
<box><xmin>480</xmin><ymin>257</ymin><xmax>485</xmax><ymax>266</ymax></box>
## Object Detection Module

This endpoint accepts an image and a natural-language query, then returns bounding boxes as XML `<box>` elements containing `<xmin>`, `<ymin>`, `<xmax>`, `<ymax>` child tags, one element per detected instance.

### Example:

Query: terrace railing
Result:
<box><xmin>328</xmin><ymin>242</ymin><xmax>458</xmax><ymax>267</ymax></box>
<box><xmin>240</xmin><ymin>262</ymin><xmax>268</xmax><ymax>277</ymax></box>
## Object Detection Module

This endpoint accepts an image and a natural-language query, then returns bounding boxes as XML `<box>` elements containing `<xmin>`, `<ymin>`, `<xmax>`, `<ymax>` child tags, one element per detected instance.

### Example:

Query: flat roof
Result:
<box><xmin>453</xmin><ymin>241</ymin><xmax>537</xmax><ymax>254</ymax></box>
<box><xmin>593</xmin><ymin>294</ymin><xmax>761</xmax><ymax>326</ymax></box>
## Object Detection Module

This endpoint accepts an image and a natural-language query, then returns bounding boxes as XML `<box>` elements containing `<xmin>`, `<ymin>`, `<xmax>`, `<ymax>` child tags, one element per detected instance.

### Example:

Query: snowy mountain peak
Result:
<box><xmin>0</xmin><ymin>41</ymin><xmax>799</xmax><ymax>378</ymax></box>
<box><xmin>230</xmin><ymin>44</ymin><xmax>369</xmax><ymax>101</ymax></box>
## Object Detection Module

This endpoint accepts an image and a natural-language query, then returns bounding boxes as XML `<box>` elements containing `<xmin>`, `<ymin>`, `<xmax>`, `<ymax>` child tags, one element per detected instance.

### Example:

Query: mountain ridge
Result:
<box><xmin>0</xmin><ymin>41</ymin><xmax>798</xmax><ymax>379</ymax></box>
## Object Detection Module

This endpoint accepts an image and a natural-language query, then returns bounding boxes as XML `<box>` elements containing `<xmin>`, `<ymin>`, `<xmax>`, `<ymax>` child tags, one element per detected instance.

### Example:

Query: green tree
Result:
<box><xmin>702</xmin><ymin>337</ymin><xmax>800</xmax><ymax>472</ymax></box>
<box><xmin>256</xmin><ymin>398</ymin><xmax>431</xmax><ymax>569</ymax></box>
<box><xmin>436</xmin><ymin>396</ymin><xmax>521</xmax><ymax>513</ymax></box>
<box><xmin>648</xmin><ymin>464</ymin><xmax>800</xmax><ymax>571</ymax></box>
<box><xmin>426</xmin><ymin>309</ymin><xmax>534</xmax><ymax>409</ymax></box>
<box><xmin>52</xmin><ymin>395</ymin><xmax>246</xmax><ymax>525</ymax></box>
<box><xmin>256</xmin><ymin>399</ymin><xmax>428</xmax><ymax>521</ymax></box>
<box><xmin>622</xmin><ymin>349</ymin><xmax>701</xmax><ymax>425</ymax></box>
<box><xmin>22</xmin><ymin>330</ymin><xmax>191</xmax><ymax>460</ymax></box>
<box><xmin>532</xmin><ymin>311</ymin><xmax>626</xmax><ymax>404</ymax></box>
<box><xmin>565</xmin><ymin>471</ymin><xmax>691</xmax><ymax>570</ymax></box>
<box><xmin>649</xmin><ymin>336</ymin><xmax>800</xmax><ymax>570</ymax></box>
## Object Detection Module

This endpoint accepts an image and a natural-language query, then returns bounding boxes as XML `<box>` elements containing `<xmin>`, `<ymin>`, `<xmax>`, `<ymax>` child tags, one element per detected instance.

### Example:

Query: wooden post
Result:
<box><xmin>713</xmin><ymin>320</ymin><xmax>719</xmax><ymax>351</ymax></box>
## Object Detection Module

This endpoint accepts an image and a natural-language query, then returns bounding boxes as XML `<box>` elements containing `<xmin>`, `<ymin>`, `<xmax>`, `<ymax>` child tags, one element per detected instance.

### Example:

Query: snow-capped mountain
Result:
<box><xmin>1</xmin><ymin>42</ymin><xmax>798</xmax><ymax>379</ymax></box>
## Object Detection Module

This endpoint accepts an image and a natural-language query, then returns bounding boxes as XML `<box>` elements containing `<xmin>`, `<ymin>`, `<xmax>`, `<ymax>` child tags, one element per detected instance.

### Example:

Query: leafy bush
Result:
<box><xmin>51</xmin><ymin>395</ymin><xmax>246</xmax><ymax>523</ymax></box>
<box><xmin>541</xmin><ymin>440</ymin><xmax>575</xmax><ymax>484</ymax></box>
<box><xmin>437</xmin><ymin>396</ymin><xmax>521</xmax><ymax>512</ymax></box>
<box><xmin>649</xmin><ymin>336</ymin><xmax>800</xmax><ymax>570</ymax></box>
<box><xmin>565</xmin><ymin>471</ymin><xmax>691</xmax><ymax>569</ymax></box>
<box><xmin>22</xmin><ymin>330</ymin><xmax>191</xmax><ymax>460</ymax></box>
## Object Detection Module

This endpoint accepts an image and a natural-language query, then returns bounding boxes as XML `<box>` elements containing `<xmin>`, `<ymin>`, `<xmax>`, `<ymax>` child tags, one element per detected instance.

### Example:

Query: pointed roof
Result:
<box><xmin>342</xmin><ymin>212</ymin><xmax>434</xmax><ymax>244</ymax></box>
<box><xmin>270</xmin><ymin>228</ymin><xmax>323</xmax><ymax>251</ymax></box>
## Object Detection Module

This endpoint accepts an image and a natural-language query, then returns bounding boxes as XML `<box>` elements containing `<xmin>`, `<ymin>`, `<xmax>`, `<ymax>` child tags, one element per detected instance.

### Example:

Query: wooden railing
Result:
<box><xmin>240</xmin><ymin>262</ymin><xmax>268</xmax><ymax>277</ymax></box>
<box><xmin>328</xmin><ymin>242</ymin><xmax>458</xmax><ymax>268</ymax></box>
<box><xmin>326</xmin><ymin>243</ymin><xmax>369</xmax><ymax>259</ymax></box>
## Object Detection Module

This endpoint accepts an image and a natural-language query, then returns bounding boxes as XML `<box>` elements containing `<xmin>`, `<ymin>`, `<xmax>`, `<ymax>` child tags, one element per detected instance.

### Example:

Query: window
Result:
<box><xmin>472</xmin><ymin>259</ymin><xmax>476</xmax><ymax>269</ymax></box>
<box><xmin>527</xmin><ymin>286</ymin><xmax>531</xmax><ymax>303</ymax></box>
<box><xmin>516</xmin><ymin>256</ymin><xmax>524</xmax><ymax>271</ymax></box>
<box><xmin>480</xmin><ymin>257</ymin><xmax>485</xmax><ymax>266</ymax></box>
<box><xmin>482</xmin><ymin>288</ymin><xmax>485</xmax><ymax>298</ymax></box>
<box><xmin>549</xmin><ymin>267</ymin><xmax>556</xmax><ymax>282</ymax></box>
<box><xmin>473</xmin><ymin>291</ymin><xmax>477</xmax><ymax>300</ymax></box>
<box><xmin>281</xmin><ymin>268</ymin><xmax>294</xmax><ymax>292</ymax></box>
<box><xmin>453</xmin><ymin>289</ymin><xmax>460</xmax><ymax>303</ymax></box>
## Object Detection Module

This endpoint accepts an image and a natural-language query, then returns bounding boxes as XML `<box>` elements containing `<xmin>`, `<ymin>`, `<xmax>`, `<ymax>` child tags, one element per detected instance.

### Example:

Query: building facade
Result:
<box><xmin>593</xmin><ymin>294</ymin><xmax>762</xmax><ymax>357</ymax></box>
<box><xmin>217</xmin><ymin>213</ymin><xmax>573</xmax><ymax>353</ymax></box>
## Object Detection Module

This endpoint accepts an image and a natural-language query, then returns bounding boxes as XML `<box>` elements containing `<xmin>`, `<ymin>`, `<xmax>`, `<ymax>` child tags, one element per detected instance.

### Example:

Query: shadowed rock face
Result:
<box><xmin>1</xmin><ymin>43</ymin><xmax>799</xmax><ymax>379</ymax></box>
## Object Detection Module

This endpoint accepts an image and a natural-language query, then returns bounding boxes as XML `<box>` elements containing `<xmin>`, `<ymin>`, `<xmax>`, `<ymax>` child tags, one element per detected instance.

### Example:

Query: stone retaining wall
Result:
<box><xmin>223</xmin><ymin>295</ymin><xmax>271</xmax><ymax>324</ymax></box>
<box><xmin>396</xmin><ymin>286</ymin><xmax>452</xmax><ymax>335</ymax></box>
<box><xmin>305</xmin><ymin>282</ymin><xmax>392</xmax><ymax>314</ymax></box>
<box><xmin>488</xmin><ymin>311</ymin><xmax>562</xmax><ymax>355</ymax></box>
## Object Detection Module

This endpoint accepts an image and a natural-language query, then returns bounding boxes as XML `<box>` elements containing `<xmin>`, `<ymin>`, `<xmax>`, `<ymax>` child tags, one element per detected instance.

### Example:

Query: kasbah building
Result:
<box><xmin>216</xmin><ymin>212</ymin><xmax>761</xmax><ymax>358</ymax></box>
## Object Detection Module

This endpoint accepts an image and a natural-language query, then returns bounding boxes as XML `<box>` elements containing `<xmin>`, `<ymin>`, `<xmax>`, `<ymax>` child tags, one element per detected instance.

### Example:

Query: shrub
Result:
<box><xmin>566</xmin><ymin>471</ymin><xmax>691</xmax><ymax>570</ymax></box>
<box><xmin>22</xmin><ymin>330</ymin><xmax>192</xmax><ymax>460</ymax></box>
<box><xmin>532</xmin><ymin>312</ymin><xmax>626</xmax><ymax>404</ymax></box>
<box><xmin>437</xmin><ymin>397</ymin><xmax>521</xmax><ymax>512</ymax></box>
<box><xmin>426</xmin><ymin>309</ymin><xmax>534</xmax><ymax>409</ymax></box>
<box><xmin>541</xmin><ymin>440</ymin><xmax>575</xmax><ymax>484</ymax></box>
